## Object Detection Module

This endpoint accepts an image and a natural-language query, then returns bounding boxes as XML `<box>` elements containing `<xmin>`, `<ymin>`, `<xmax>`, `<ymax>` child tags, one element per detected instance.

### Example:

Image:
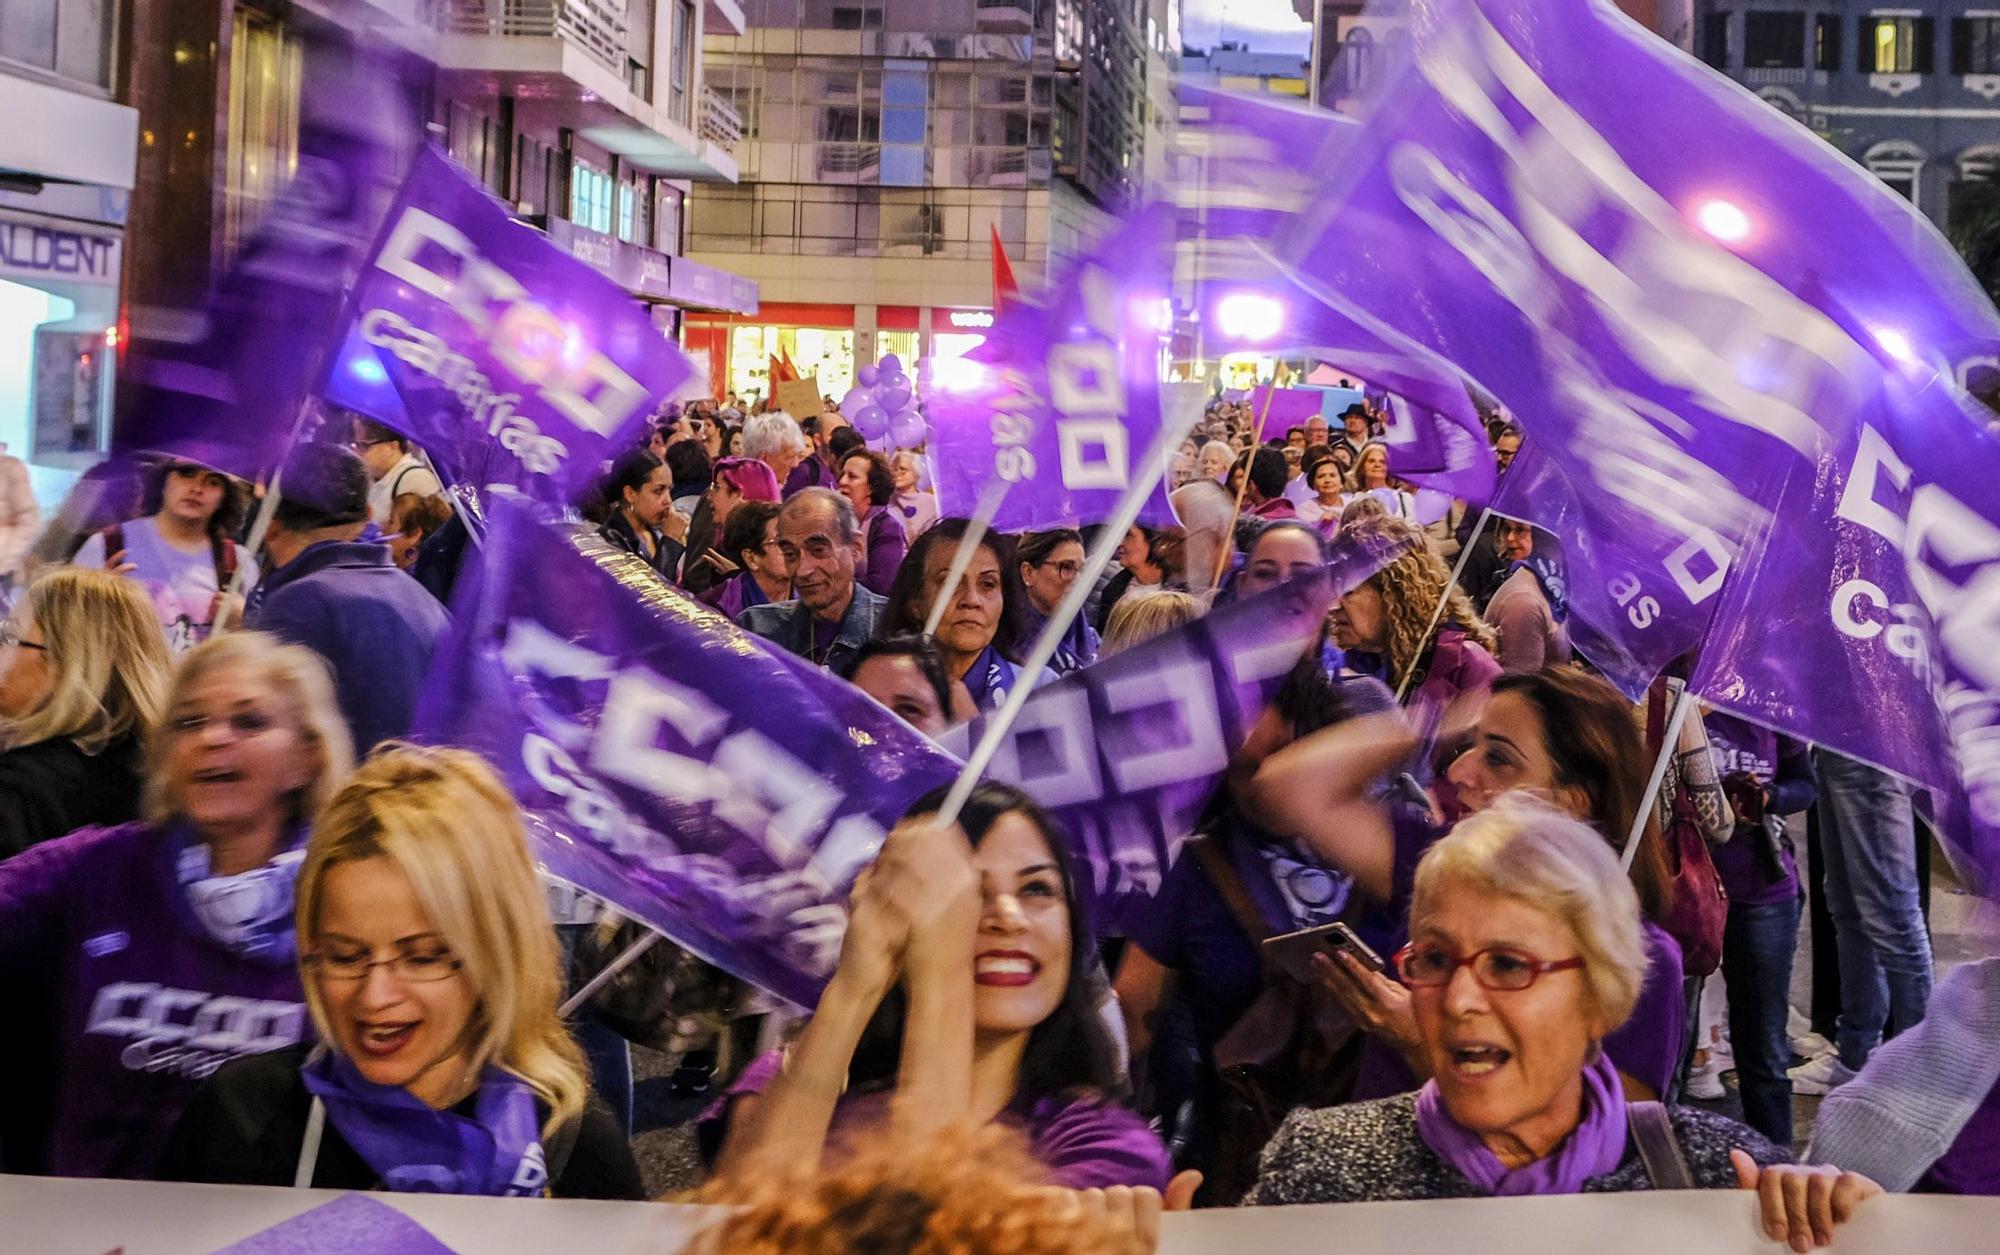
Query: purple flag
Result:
<box><xmin>929</xmin><ymin>206</ymin><xmax>1185</xmax><ymax>531</ymax></box>
<box><xmin>943</xmin><ymin>529</ymin><xmax>1412</xmax><ymax>924</ymax></box>
<box><xmin>1172</xmin><ymin>84</ymin><xmax>1359</xmax><ymax>246</ymax></box>
<box><xmin>1276</xmin><ymin>0</ymin><xmax>1999</xmax><ymax>701</ymax></box>
<box><xmin>411</xmin><ymin>498</ymin><xmax>958</xmax><ymax>1007</ymax></box>
<box><xmin>215</xmin><ymin>1195</ymin><xmax>457</xmax><ymax>1255</ymax></box>
<box><xmin>115</xmin><ymin>49</ymin><xmax>408</xmax><ymax>482</ymax></box>
<box><xmin>322</xmin><ymin>148</ymin><xmax>693</xmax><ymax>505</ymax></box>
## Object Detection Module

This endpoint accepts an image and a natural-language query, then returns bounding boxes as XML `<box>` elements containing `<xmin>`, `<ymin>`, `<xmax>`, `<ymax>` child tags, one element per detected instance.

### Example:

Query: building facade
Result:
<box><xmin>1693</xmin><ymin>3</ymin><xmax>2000</xmax><ymax>233</ymax></box>
<box><xmin>685</xmin><ymin>0</ymin><xmax>1165</xmax><ymax>407</ymax></box>
<box><xmin>1180</xmin><ymin>42</ymin><xmax>1310</xmax><ymax>97</ymax></box>
<box><xmin>0</xmin><ymin>4</ymin><xmax>134</xmax><ymax>504</ymax></box>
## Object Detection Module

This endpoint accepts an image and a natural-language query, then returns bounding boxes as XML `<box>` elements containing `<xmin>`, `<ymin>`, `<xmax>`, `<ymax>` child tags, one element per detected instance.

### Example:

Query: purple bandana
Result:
<box><xmin>300</xmin><ymin>1050</ymin><xmax>549</xmax><ymax>1197</ymax></box>
<box><xmin>1414</xmin><ymin>1049</ymin><xmax>1628</xmax><ymax>1196</ymax></box>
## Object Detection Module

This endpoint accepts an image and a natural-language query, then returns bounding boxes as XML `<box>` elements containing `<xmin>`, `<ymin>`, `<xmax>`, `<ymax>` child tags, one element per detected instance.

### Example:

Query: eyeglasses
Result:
<box><xmin>351</xmin><ymin>438</ymin><xmax>396</xmax><ymax>452</ymax></box>
<box><xmin>305</xmin><ymin>945</ymin><xmax>464</xmax><ymax>984</ymax></box>
<box><xmin>1393</xmin><ymin>943</ymin><xmax>1585</xmax><ymax>991</ymax></box>
<box><xmin>0</xmin><ymin>623</ymin><xmax>46</xmax><ymax>652</ymax></box>
<box><xmin>1037</xmin><ymin>560</ymin><xmax>1083</xmax><ymax>579</ymax></box>
<box><xmin>169</xmin><ymin>709</ymin><xmax>281</xmax><ymax>740</ymax></box>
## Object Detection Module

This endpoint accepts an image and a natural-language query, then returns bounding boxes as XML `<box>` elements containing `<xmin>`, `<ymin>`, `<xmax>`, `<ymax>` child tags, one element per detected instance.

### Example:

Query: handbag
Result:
<box><xmin>1190</xmin><ymin>839</ymin><xmax>1361</xmax><ymax>1205</ymax></box>
<box><xmin>1645</xmin><ymin>683</ymin><xmax>1729</xmax><ymax>978</ymax></box>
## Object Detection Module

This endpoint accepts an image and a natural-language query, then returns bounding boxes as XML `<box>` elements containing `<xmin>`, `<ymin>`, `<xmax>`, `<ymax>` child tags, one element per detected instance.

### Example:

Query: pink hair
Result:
<box><xmin>712</xmin><ymin>456</ymin><xmax>781</xmax><ymax>502</ymax></box>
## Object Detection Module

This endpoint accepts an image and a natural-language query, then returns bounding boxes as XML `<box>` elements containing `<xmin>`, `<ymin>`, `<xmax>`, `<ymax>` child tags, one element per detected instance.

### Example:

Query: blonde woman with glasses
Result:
<box><xmin>0</xmin><ymin>631</ymin><xmax>351</xmax><ymax>1178</ymax></box>
<box><xmin>0</xmin><ymin>567</ymin><xmax>171</xmax><ymax>857</ymax></box>
<box><xmin>162</xmin><ymin>745</ymin><xmax>644</xmax><ymax>1199</ymax></box>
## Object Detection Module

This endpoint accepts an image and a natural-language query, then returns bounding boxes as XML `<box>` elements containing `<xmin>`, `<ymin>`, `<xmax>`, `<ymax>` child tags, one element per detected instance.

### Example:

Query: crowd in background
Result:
<box><xmin>0</xmin><ymin>388</ymin><xmax>1989</xmax><ymax>1253</ymax></box>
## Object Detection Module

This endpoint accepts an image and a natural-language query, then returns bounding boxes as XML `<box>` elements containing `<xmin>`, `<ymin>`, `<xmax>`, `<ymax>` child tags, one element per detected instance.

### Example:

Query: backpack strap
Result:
<box><xmin>210</xmin><ymin>532</ymin><xmax>237</xmax><ymax>590</ymax></box>
<box><xmin>1628</xmin><ymin>1100</ymin><xmax>1695</xmax><ymax>1190</ymax></box>
<box><xmin>1189</xmin><ymin>837</ymin><xmax>1275</xmax><ymax>945</ymax></box>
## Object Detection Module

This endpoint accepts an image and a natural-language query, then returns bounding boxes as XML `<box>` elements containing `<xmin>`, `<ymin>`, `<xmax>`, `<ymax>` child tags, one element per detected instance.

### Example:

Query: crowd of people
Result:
<box><xmin>0</xmin><ymin>389</ymin><xmax>1989</xmax><ymax>1253</ymax></box>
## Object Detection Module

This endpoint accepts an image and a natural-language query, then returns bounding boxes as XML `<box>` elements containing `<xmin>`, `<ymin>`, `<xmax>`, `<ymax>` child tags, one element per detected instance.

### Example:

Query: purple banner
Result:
<box><xmin>116</xmin><ymin>50</ymin><xmax>408</xmax><ymax>481</ymax></box>
<box><xmin>1248</xmin><ymin>387</ymin><xmax>1327</xmax><ymax>430</ymax></box>
<box><xmin>322</xmin><ymin>148</ymin><xmax>693</xmax><ymax>505</ymax></box>
<box><xmin>929</xmin><ymin>207</ymin><xmax>1186</xmax><ymax>531</ymax></box>
<box><xmin>411</xmin><ymin>498</ymin><xmax>958</xmax><ymax>1007</ymax></box>
<box><xmin>943</xmin><ymin>530</ymin><xmax>1411</xmax><ymax>922</ymax></box>
<box><xmin>216</xmin><ymin>1195</ymin><xmax>456</xmax><ymax>1255</ymax></box>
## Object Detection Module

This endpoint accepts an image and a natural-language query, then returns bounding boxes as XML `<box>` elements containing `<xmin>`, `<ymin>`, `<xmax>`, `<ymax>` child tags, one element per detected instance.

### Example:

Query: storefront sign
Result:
<box><xmin>0</xmin><ymin>219</ymin><xmax>121</xmax><ymax>286</ymax></box>
<box><xmin>668</xmin><ymin>256</ymin><xmax>759</xmax><ymax>316</ymax></box>
<box><xmin>931</xmin><ymin>306</ymin><xmax>994</xmax><ymax>332</ymax></box>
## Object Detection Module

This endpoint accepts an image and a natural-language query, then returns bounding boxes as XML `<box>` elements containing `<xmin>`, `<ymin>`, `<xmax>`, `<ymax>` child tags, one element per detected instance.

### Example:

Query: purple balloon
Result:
<box><xmin>889</xmin><ymin>407</ymin><xmax>926</xmax><ymax>449</ymax></box>
<box><xmin>851</xmin><ymin>404</ymin><xmax>889</xmax><ymax>440</ymax></box>
<box><xmin>878</xmin><ymin>353</ymin><xmax>902</xmax><ymax>374</ymax></box>
<box><xmin>840</xmin><ymin>386</ymin><xmax>870</xmax><ymax>413</ymax></box>
<box><xmin>875</xmin><ymin>382</ymin><xmax>913</xmax><ymax>414</ymax></box>
<box><xmin>857</xmin><ymin>364</ymin><xmax>880</xmax><ymax>387</ymax></box>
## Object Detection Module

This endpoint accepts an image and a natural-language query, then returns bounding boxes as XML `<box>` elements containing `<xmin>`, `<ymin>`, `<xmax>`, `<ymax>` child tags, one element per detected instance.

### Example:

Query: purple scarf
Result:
<box><xmin>300</xmin><ymin>1050</ymin><xmax>550</xmax><ymax>1196</ymax></box>
<box><xmin>1413</xmin><ymin>1050</ymin><xmax>1628</xmax><ymax>1195</ymax></box>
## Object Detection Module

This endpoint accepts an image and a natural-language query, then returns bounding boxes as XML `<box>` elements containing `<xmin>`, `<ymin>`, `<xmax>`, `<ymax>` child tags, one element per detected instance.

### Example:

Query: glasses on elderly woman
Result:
<box><xmin>1393</xmin><ymin>942</ymin><xmax>1585</xmax><ymax>991</ymax></box>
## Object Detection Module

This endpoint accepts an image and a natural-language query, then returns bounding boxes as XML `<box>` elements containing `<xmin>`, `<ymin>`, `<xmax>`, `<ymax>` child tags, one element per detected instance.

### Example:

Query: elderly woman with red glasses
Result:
<box><xmin>1246</xmin><ymin>795</ymin><xmax>1880</xmax><ymax>1251</ymax></box>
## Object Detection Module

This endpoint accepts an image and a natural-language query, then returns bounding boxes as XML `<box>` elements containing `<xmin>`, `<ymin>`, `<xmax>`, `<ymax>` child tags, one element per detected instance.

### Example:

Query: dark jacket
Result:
<box><xmin>736</xmin><ymin>583</ymin><xmax>885</xmax><ymax>672</ymax></box>
<box><xmin>0</xmin><ymin>735</ymin><xmax>143</xmax><ymax>859</ymax></box>
<box><xmin>159</xmin><ymin>1044</ymin><xmax>644</xmax><ymax>1199</ymax></box>
<box><xmin>244</xmin><ymin>539</ymin><xmax>450</xmax><ymax>753</ymax></box>
<box><xmin>598</xmin><ymin>510</ymin><xmax>686</xmax><ymax>584</ymax></box>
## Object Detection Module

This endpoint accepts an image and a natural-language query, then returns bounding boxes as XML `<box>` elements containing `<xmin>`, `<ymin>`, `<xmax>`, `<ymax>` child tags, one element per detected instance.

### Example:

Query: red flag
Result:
<box><xmin>778</xmin><ymin>347</ymin><xmax>800</xmax><ymax>381</ymax></box>
<box><xmin>990</xmin><ymin>224</ymin><xmax>1019</xmax><ymax>314</ymax></box>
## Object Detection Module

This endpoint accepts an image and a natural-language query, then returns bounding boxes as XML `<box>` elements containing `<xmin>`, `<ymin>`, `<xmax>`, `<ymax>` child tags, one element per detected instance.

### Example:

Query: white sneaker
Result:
<box><xmin>1787</xmin><ymin>1052</ymin><xmax>1857</xmax><ymax>1096</ymax></box>
<box><xmin>1685</xmin><ymin>1065</ymin><xmax>1726</xmax><ymax>1101</ymax></box>
<box><xmin>1789</xmin><ymin>1030</ymin><xmax>1833</xmax><ymax>1059</ymax></box>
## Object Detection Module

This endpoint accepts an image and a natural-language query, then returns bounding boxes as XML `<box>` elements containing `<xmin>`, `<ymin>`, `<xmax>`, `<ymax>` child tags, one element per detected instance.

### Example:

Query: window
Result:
<box><xmin>1865</xmin><ymin>142</ymin><xmax>1926</xmax><ymax>201</ymax></box>
<box><xmin>618</xmin><ymin>182</ymin><xmax>636</xmax><ymax>242</ymax></box>
<box><xmin>223</xmin><ymin>11</ymin><xmax>302</xmax><ymax>259</ymax></box>
<box><xmin>1952</xmin><ymin>17</ymin><xmax>2000</xmax><ymax>75</ymax></box>
<box><xmin>570</xmin><ymin>162</ymin><xmax>614</xmax><ymax>234</ymax></box>
<box><xmin>0</xmin><ymin>0</ymin><xmax>113</xmax><ymax>89</ymax></box>
<box><xmin>1701</xmin><ymin>13</ymin><xmax>1730</xmax><ymax>69</ymax></box>
<box><xmin>1861</xmin><ymin>16</ymin><xmax>1934</xmax><ymax>75</ymax></box>
<box><xmin>1744</xmin><ymin>12</ymin><xmax>1805</xmax><ymax>69</ymax></box>
<box><xmin>669</xmin><ymin>0</ymin><xmax>696</xmax><ymax>126</ymax></box>
<box><xmin>1814</xmin><ymin>15</ymin><xmax>1844</xmax><ymax>71</ymax></box>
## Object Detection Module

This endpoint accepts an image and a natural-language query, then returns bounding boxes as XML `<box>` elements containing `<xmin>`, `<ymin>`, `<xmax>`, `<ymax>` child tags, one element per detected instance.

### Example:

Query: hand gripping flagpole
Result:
<box><xmin>930</xmin><ymin>383</ymin><xmax>1206</xmax><ymax>830</ymax></box>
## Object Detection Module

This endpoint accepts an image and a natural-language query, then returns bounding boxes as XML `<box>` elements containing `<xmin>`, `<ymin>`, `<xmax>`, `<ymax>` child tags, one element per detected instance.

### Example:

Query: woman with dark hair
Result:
<box><xmin>836</xmin><ymin>450</ymin><xmax>907</xmax><ymax>597</ymax></box>
<box><xmin>1247</xmin><ymin>666</ymin><xmax>1690</xmax><ymax>1106</ymax></box>
<box><xmin>1115</xmin><ymin>661</ymin><xmax>1399</xmax><ymax>1199</ymax></box>
<box><xmin>838</xmin><ymin>634</ymin><xmax>956</xmax><ymax>738</ymax></box>
<box><xmin>1297</xmin><ymin>449</ymin><xmax>1347</xmax><ymax>531</ymax></box>
<box><xmin>665</xmin><ymin>439</ymin><xmax>713</xmax><ymax>517</ymax></box>
<box><xmin>1015</xmin><ymin>528</ymin><xmax>1096</xmax><ymax>674</ymax></box>
<box><xmin>878</xmin><ymin>520</ymin><xmax>1054</xmax><ymax>713</ymax></box>
<box><xmin>700</xmin><ymin>500</ymin><xmax>789</xmax><ymax>621</ymax></box>
<box><xmin>704</xmin><ymin>782</ymin><xmax>1174</xmax><ymax>1191</ymax></box>
<box><xmin>596</xmin><ymin>449</ymin><xmax>684</xmax><ymax>581</ymax></box>
<box><xmin>74</xmin><ymin>461</ymin><xmax>256</xmax><ymax>654</ymax></box>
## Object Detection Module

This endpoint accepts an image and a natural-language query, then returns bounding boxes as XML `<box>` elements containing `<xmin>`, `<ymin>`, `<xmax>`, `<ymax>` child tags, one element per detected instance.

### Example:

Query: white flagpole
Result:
<box><xmin>1394</xmin><ymin>504</ymin><xmax>1492</xmax><ymax>702</ymax></box>
<box><xmin>931</xmin><ymin>382</ymin><xmax>1206</xmax><ymax>829</ymax></box>
<box><xmin>558</xmin><ymin>929</ymin><xmax>663</xmax><ymax>1018</ymax></box>
<box><xmin>1626</xmin><ymin>679</ymin><xmax>1692</xmax><ymax>873</ymax></box>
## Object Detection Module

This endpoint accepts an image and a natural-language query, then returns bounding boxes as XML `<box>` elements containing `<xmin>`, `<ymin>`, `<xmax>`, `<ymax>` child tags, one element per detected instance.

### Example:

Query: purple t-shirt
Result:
<box><xmin>706</xmin><ymin>1050</ymin><xmax>1171</xmax><ymax>1190</ymax></box>
<box><xmin>1920</xmin><ymin>1079</ymin><xmax>2000</xmax><ymax>1195</ymax></box>
<box><xmin>1703</xmin><ymin>713</ymin><xmax>1802</xmax><ymax>907</ymax></box>
<box><xmin>0</xmin><ymin>823</ymin><xmax>309</xmax><ymax>1178</ymax></box>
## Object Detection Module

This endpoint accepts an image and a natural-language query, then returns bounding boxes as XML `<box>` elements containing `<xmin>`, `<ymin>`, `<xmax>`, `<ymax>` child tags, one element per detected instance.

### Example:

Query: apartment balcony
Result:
<box><xmin>438</xmin><ymin>0</ymin><xmax>737</xmax><ymax>181</ymax></box>
<box><xmin>700</xmin><ymin>84</ymin><xmax>743</xmax><ymax>150</ymax></box>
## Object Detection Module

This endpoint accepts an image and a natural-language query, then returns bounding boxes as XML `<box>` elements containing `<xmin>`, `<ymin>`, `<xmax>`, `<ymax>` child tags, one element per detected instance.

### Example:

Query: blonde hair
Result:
<box><xmin>4</xmin><ymin>567</ymin><xmax>171</xmax><ymax>754</ymax></box>
<box><xmin>1411</xmin><ymin>792</ymin><xmax>1649</xmax><ymax>1031</ymax></box>
<box><xmin>1101</xmin><ymin>589</ymin><xmax>1205</xmax><ymax>658</ymax></box>
<box><xmin>143</xmin><ymin>631</ymin><xmax>355</xmax><ymax>825</ymax></box>
<box><xmin>1340</xmin><ymin>514</ymin><xmax>1496</xmax><ymax>691</ymax></box>
<box><xmin>297</xmin><ymin>745</ymin><xmax>587</xmax><ymax>1138</ymax></box>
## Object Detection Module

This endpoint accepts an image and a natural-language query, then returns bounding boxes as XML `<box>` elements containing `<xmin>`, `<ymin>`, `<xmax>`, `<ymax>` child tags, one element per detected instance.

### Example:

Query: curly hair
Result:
<box><xmin>1342</xmin><ymin>514</ymin><xmax>1496</xmax><ymax>692</ymax></box>
<box><xmin>690</xmin><ymin>1125</ymin><xmax>1152</xmax><ymax>1255</ymax></box>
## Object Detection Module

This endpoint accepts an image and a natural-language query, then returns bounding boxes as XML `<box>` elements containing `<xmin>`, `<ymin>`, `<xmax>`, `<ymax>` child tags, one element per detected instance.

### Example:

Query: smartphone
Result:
<box><xmin>1261</xmin><ymin>921</ymin><xmax>1386</xmax><ymax>984</ymax></box>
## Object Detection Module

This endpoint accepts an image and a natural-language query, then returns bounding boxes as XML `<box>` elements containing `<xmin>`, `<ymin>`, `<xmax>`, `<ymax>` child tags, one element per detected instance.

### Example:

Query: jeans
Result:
<box><xmin>1722</xmin><ymin>896</ymin><xmax>1802</xmax><ymax>1146</ymax></box>
<box><xmin>1812</xmin><ymin>749</ymin><xmax>1932</xmax><ymax>1071</ymax></box>
<box><xmin>573</xmin><ymin>1014</ymin><xmax>634</xmax><ymax>1134</ymax></box>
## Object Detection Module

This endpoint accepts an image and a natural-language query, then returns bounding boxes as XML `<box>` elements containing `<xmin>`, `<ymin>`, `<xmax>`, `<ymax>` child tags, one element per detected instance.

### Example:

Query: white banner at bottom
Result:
<box><xmin>3</xmin><ymin>1173</ymin><xmax>1995</xmax><ymax>1254</ymax></box>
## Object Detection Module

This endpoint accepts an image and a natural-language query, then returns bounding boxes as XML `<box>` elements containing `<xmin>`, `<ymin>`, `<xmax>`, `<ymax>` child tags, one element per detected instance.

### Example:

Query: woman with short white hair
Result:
<box><xmin>739</xmin><ymin>412</ymin><xmax>811</xmax><ymax>489</ymax></box>
<box><xmin>1247</xmin><ymin>795</ymin><xmax>1880</xmax><ymax>1248</ymax></box>
<box><xmin>162</xmin><ymin>745</ymin><xmax>642</xmax><ymax>1198</ymax></box>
